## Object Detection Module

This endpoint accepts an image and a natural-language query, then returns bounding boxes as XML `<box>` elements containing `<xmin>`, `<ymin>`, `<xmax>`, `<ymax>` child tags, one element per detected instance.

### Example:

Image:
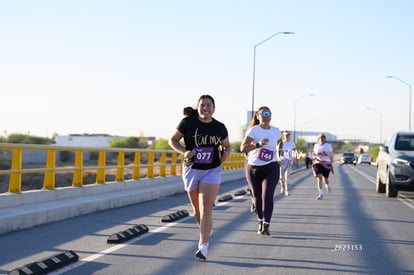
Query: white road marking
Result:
<box><xmin>49</xmin><ymin>195</ymin><xmax>241</xmax><ymax>274</ymax></box>
<box><xmin>349</xmin><ymin>165</ymin><xmax>414</xmax><ymax>209</ymax></box>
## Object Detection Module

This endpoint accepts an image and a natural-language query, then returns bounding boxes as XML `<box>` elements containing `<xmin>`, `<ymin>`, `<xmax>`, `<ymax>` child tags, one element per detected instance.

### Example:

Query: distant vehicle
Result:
<box><xmin>341</xmin><ymin>152</ymin><xmax>356</xmax><ymax>165</ymax></box>
<box><xmin>358</xmin><ymin>154</ymin><xmax>371</xmax><ymax>165</ymax></box>
<box><xmin>376</xmin><ymin>131</ymin><xmax>414</xmax><ymax>197</ymax></box>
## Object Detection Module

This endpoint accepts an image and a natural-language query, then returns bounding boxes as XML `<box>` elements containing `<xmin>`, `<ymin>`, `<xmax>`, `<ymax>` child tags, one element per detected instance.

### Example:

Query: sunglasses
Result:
<box><xmin>259</xmin><ymin>111</ymin><xmax>272</xmax><ymax>117</ymax></box>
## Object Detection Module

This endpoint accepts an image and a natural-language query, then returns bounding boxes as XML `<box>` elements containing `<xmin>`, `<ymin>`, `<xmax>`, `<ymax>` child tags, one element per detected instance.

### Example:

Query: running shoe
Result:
<box><xmin>316</xmin><ymin>194</ymin><xmax>323</xmax><ymax>200</ymax></box>
<box><xmin>257</xmin><ymin>220</ymin><xmax>263</xmax><ymax>234</ymax></box>
<box><xmin>260</xmin><ymin>223</ymin><xmax>270</xmax><ymax>236</ymax></box>
<box><xmin>250</xmin><ymin>203</ymin><xmax>256</xmax><ymax>215</ymax></box>
<box><xmin>195</xmin><ymin>243</ymin><xmax>208</xmax><ymax>260</ymax></box>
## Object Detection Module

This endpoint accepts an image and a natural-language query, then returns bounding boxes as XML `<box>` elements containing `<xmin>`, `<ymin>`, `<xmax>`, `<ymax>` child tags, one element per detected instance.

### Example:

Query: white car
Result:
<box><xmin>358</xmin><ymin>153</ymin><xmax>371</xmax><ymax>165</ymax></box>
<box><xmin>376</xmin><ymin>131</ymin><xmax>414</xmax><ymax>197</ymax></box>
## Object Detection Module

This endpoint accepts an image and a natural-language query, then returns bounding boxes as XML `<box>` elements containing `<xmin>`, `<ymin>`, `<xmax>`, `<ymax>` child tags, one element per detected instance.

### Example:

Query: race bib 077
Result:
<box><xmin>194</xmin><ymin>147</ymin><xmax>214</xmax><ymax>164</ymax></box>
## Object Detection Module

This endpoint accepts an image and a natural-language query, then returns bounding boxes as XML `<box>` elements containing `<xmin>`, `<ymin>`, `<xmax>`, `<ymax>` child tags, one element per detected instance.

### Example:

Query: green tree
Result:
<box><xmin>6</xmin><ymin>133</ymin><xmax>54</xmax><ymax>144</ymax></box>
<box><xmin>153</xmin><ymin>139</ymin><xmax>171</xmax><ymax>150</ymax></box>
<box><xmin>295</xmin><ymin>138</ymin><xmax>306</xmax><ymax>151</ymax></box>
<box><xmin>231</xmin><ymin>141</ymin><xmax>241</xmax><ymax>153</ymax></box>
<box><xmin>109</xmin><ymin>137</ymin><xmax>142</xmax><ymax>148</ymax></box>
<box><xmin>369</xmin><ymin>145</ymin><xmax>380</xmax><ymax>162</ymax></box>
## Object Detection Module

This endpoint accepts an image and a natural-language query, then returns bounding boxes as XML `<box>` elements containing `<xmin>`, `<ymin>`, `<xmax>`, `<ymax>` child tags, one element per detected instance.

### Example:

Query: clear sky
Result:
<box><xmin>1</xmin><ymin>1</ymin><xmax>413</xmax><ymax>144</ymax></box>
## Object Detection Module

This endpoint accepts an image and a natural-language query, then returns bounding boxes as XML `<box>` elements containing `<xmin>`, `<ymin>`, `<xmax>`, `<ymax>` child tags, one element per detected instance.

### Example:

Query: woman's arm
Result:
<box><xmin>168</xmin><ymin>130</ymin><xmax>194</xmax><ymax>160</ymax></box>
<box><xmin>220</xmin><ymin>136</ymin><xmax>231</xmax><ymax>162</ymax></box>
<box><xmin>240</xmin><ymin>136</ymin><xmax>259</xmax><ymax>154</ymax></box>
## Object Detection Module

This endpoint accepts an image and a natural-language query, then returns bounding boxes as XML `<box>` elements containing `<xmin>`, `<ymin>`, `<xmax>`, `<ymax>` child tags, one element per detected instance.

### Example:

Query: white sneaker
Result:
<box><xmin>195</xmin><ymin>243</ymin><xmax>208</xmax><ymax>260</ymax></box>
<box><xmin>285</xmin><ymin>191</ymin><xmax>289</xmax><ymax>196</ymax></box>
<box><xmin>316</xmin><ymin>194</ymin><xmax>323</xmax><ymax>200</ymax></box>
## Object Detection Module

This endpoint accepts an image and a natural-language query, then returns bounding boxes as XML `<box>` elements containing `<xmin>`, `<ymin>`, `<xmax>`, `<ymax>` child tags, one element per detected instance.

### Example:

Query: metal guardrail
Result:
<box><xmin>0</xmin><ymin>143</ymin><xmax>246</xmax><ymax>193</ymax></box>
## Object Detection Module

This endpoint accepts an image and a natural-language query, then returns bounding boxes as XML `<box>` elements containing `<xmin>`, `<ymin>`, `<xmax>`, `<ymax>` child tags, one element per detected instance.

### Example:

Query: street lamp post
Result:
<box><xmin>385</xmin><ymin>75</ymin><xmax>412</xmax><ymax>131</ymax></box>
<box><xmin>251</xmin><ymin>31</ymin><xmax>294</xmax><ymax>118</ymax></box>
<box><xmin>293</xmin><ymin>93</ymin><xmax>315</xmax><ymax>143</ymax></box>
<box><xmin>367</xmin><ymin>107</ymin><xmax>383</xmax><ymax>144</ymax></box>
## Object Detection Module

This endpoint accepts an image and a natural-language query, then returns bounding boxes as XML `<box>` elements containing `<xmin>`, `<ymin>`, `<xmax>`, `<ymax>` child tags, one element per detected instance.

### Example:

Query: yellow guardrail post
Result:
<box><xmin>180</xmin><ymin>154</ymin><xmax>184</xmax><ymax>174</ymax></box>
<box><xmin>43</xmin><ymin>149</ymin><xmax>56</xmax><ymax>190</ymax></box>
<box><xmin>73</xmin><ymin>150</ymin><xmax>83</xmax><ymax>187</ymax></box>
<box><xmin>116</xmin><ymin>151</ymin><xmax>125</xmax><ymax>182</ymax></box>
<box><xmin>229</xmin><ymin>155</ymin><xmax>233</xmax><ymax>169</ymax></box>
<box><xmin>8</xmin><ymin>148</ymin><xmax>23</xmax><ymax>193</ymax></box>
<box><xmin>132</xmin><ymin>151</ymin><xmax>141</xmax><ymax>180</ymax></box>
<box><xmin>147</xmin><ymin>151</ymin><xmax>154</xmax><ymax>178</ymax></box>
<box><xmin>222</xmin><ymin>155</ymin><xmax>228</xmax><ymax>170</ymax></box>
<box><xmin>170</xmin><ymin>153</ymin><xmax>177</xmax><ymax>176</ymax></box>
<box><xmin>232</xmin><ymin>154</ymin><xmax>238</xmax><ymax>169</ymax></box>
<box><xmin>97</xmin><ymin>150</ymin><xmax>106</xmax><ymax>184</ymax></box>
<box><xmin>160</xmin><ymin>152</ymin><xmax>166</xmax><ymax>177</ymax></box>
<box><xmin>240</xmin><ymin>154</ymin><xmax>246</xmax><ymax>168</ymax></box>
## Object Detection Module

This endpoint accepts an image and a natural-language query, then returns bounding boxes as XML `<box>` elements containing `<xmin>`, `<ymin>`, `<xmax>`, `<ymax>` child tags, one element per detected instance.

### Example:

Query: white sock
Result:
<box><xmin>199</xmin><ymin>242</ymin><xmax>208</xmax><ymax>249</ymax></box>
<box><xmin>319</xmin><ymin>189</ymin><xmax>324</xmax><ymax>196</ymax></box>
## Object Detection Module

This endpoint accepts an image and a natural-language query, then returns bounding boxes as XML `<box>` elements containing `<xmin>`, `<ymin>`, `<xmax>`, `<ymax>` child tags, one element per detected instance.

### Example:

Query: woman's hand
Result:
<box><xmin>220</xmin><ymin>148</ymin><xmax>227</xmax><ymax>163</ymax></box>
<box><xmin>258</xmin><ymin>138</ymin><xmax>269</xmax><ymax>147</ymax></box>
<box><xmin>184</xmin><ymin>150</ymin><xmax>194</xmax><ymax>161</ymax></box>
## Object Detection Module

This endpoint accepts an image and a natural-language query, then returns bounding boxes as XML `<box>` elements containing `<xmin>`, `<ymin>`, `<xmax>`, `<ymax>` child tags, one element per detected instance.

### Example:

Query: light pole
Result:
<box><xmin>251</xmin><ymin>31</ymin><xmax>294</xmax><ymax>118</ymax></box>
<box><xmin>293</xmin><ymin>93</ymin><xmax>315</xmax><ymax>143</ymax></box>
<box><xmin>385</xmin><ymin>75</ymin><xmax>412</xmax><ymax>131</ymax></box>
<box><xmin>367</xmin><ymin>107</ymin><xmax>383</xmax><ymax>144</ymax></box>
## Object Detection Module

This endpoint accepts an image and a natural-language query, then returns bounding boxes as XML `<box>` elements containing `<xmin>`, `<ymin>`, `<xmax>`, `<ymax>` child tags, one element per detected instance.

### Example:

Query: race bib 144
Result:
<box><xmin>258</xmin><ymin>148</ymin><xmax>274</xmax><ymax>161</ymax></box>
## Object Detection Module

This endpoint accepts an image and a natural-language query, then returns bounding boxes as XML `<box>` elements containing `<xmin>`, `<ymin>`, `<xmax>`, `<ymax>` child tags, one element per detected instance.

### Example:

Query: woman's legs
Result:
<box><xmin>316</xmin><ymin>173</ymin><xmax>324</xmax><ymax>199</ymax></box>
<box><xmin>323</xmin><ymin>173</ymin><xmax>331</xmax><ymax>193</ymax></box>
<box><xmin>280</xmin><ymin>166</ymin><xmax>289</xmax><ymax>195</ymax></box>
<box><xmin>262</xmin><ymin>164</ymin><xmax>279</xmax><ymax>223</ymax></box>
<box><xmin>280</xmin><ymin>166</ymin><xmax>285</xmax><ymax>193</ymax></box>
<box><xmin>315</xmin><ymin>164</ymin><xmax>331</xmax><ymax>199</ymax></box>
<box><xmin>187</xmin><ymin>189</ymin><xmax>200</xmax><ymax>227</ymax></box>
<box><xmin>246</xmin><ymin>163</ymin><xmax>280</xmax><ymax>221</ymax></box>
<box><xmin>187</xmin><ymin>182</ymin><xmax>220</xmax><ymax>245</ymax></box>
<box><xmin>245</xmin><ymin>164</ymin><xmax>263</xmax><ymax>219</ymax></box>
<box><xmin>198</xmin><ymin>182</ymin><xmax>220</xmax><ymax>245</ymax></box>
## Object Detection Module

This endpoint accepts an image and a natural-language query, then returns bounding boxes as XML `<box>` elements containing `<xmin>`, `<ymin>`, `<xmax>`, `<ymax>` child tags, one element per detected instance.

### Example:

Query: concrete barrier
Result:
<box><xmin>0</xmin><ymin>169</ymin><xmax>245</xmax><ymax>235</ymax></box>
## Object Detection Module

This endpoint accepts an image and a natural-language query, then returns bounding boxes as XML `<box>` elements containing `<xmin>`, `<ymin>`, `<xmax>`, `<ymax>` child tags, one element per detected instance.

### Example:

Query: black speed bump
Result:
<box><xmin>161</xmin><ymin>210</ymin><xmax>189</xmax><ymax>222</ymax></box>
<box><xmin>234</xmin><ymin>189</ymin><xmax>247</xmax><ymax>196</ymax></box>
<box><xmin>217</xmin><ymin>194</ymin><xmax>233</xmax><ymax>202</ymax></box>
<box><xmin>107</xmin><ymin>224</ymin><xmax>148</xmax><ymax>244</ymax></box>
<box><xmin>9</xmin><ymin>250</ymin><xmax>79</xmax><ymax>275</ymax></box>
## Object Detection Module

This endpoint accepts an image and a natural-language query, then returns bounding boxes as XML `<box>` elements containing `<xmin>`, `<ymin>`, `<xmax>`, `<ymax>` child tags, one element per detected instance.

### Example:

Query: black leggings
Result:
<box><xmin>245</xmin><ymin>162</ymin><xmax>280</xmax><ymax>223</ymax></box>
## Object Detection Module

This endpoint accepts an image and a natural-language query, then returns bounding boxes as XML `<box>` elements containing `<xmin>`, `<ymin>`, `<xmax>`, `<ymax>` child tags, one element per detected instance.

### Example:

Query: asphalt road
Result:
<box><xmin>1</xmin><ymin>163</ymin><xmax>414</xmax><ymax>275</ymax></box>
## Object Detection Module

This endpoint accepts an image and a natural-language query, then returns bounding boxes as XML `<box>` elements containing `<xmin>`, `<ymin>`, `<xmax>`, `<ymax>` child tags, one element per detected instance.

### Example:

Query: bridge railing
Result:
<box><xmin>0</xmin><ymin>143</ymin><xmax>246</xmax><ymax>193</ymax></box>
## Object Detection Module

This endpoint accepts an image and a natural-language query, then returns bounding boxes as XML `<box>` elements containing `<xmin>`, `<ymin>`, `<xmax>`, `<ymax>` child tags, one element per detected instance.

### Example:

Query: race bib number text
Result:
<box><xmin>258</xmin><ymin>148</ymin><xmax>274</xmax><ymax>161</ymax></box>
<box><xmin>194</xmin><ymin>147</ymin><xmax>214</xmax><ymax>164</ymax></box>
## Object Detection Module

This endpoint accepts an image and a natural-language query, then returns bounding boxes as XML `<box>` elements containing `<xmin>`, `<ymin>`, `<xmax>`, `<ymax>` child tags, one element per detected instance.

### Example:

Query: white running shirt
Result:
<box><xmin>245</xmin><ymin>125</ymin><xmax>282</xmax><ymax>166</ymax></box>
<box><xmin>313</xmin><ymin>142</ymin><xmax>333</xmax><ymax>163</ymax></box>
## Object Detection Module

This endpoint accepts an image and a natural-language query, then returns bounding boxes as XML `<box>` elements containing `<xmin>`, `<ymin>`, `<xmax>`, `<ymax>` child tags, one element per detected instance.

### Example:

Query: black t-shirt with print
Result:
<box><xmin>177</xmin><ymin>116</ymin><xmax>228</xmax><ymax>170</ymax></box>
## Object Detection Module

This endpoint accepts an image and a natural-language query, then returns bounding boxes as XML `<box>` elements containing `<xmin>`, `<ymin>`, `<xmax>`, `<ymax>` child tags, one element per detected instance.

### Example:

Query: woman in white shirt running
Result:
<box><xmin>312</xmin><ymin>133</ymin><xmax>334</xmax><ymax>200</ymax></box>
<box><xmin>279</xmin><ymin>131</ymin><xmax>296</xmax><ymax>196</ymax></box>
<box><xmin>241</xmin><ymin>106</ymin><xmax>282</xmax><ymax>235</ymax></box>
